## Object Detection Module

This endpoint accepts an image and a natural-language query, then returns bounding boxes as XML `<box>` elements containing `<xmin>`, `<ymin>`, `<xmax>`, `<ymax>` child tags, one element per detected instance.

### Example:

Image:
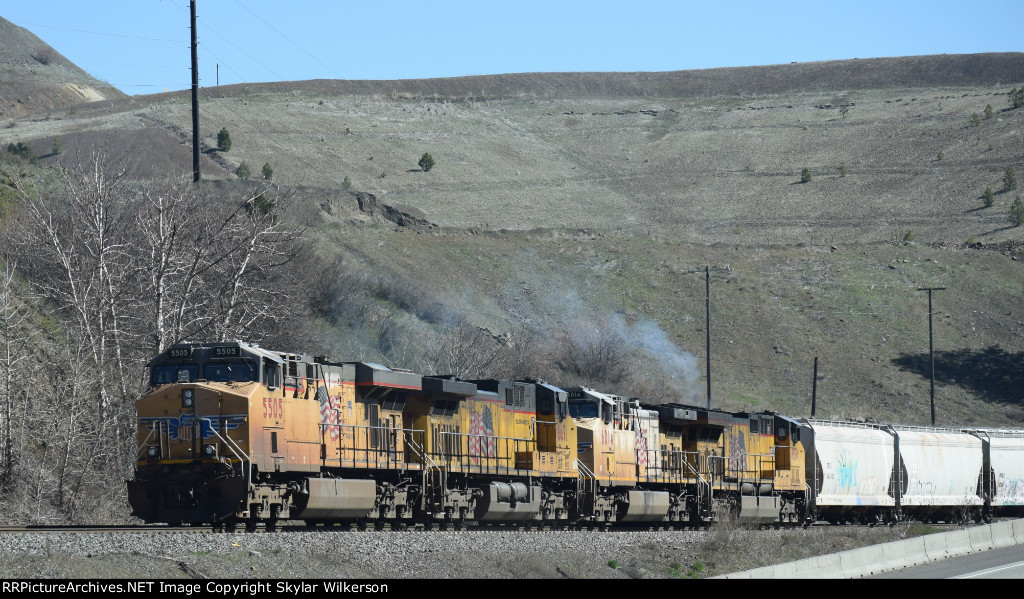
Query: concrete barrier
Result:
<box><xmin>795</xmin><ymin>554</ymin><xmax>841</xmax><ymax>579</ymax></box>
<box><xmin>922</xmin><ymin>530</ymin><xmax>949</xmax><ymax>561</ymax></box>
<box><xmin>945</xmin><ymin>528</ymin><xmax>973</xmax><ymax>557</ymax></box>
<box><xmin>719</xmin><ymin>518</ymin><xmax>1024</xmax><ymax>579</ymax></box>
<box><xmin>840</xmin><ymin>545</ymin><xmax>883</xmax><ymax>577</ymax></box>
<box><xmin>878</xmin><ymin>536</ymin><xmax>923</xmax><ymax>572</ymax></box>
<box><xmin>968</xmin><ymin>524</ymin><xmax>994</xmax><ymax>550</ymax></box>
<box><xmin>989</xmin><ymin>520</ymin><xmax>1015</xmax><ymax>548</ymax></box>
<box><xmin>1012</xmin><ymin>518</ymin><xmax>1024</xmax><ymax>544</ymax></box>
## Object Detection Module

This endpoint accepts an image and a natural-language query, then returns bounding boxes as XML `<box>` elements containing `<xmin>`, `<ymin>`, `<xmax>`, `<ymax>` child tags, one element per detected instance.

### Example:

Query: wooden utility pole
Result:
<box><xmin>917</xmin><ymin>287</ymin><xmax>946</xmax><ymax>425</ymax></box>
<box><xmin>685</xmin><ymin>266</ymin><xmax>730</xmax><ymax>409</ymax></box>
<box><xmin>811</xmin><ymin>356</ymin><xmax>818</xmax><ymax>417</ymax></box>
<box><xmin>191</xmin><ymin>0</ymin><xmax>201</xmax><ymax>182</ymax></box>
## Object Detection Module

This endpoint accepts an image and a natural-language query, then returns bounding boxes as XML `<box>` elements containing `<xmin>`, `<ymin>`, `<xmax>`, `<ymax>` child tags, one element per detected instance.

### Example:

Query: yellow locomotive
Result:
<box><xmin>129</xmin><ymin>341</ymin><xmax>811</xmax><ymax>529</ymax></box>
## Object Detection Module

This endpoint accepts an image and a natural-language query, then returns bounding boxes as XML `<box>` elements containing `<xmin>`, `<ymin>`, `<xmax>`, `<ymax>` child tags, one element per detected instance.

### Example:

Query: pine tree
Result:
<box><xmin>1004</xmin><ymin>166</ymin><xmax>1018</xmax><ymax>192</ymax></box>
<box><xmin>217</xmin><ymin>128</ymin><xmax>232</xmax><ymax>152</ymax></box>
<box><xmin>418</xmin><ymin>152</ymin><xmax>435</xmax><ymax>172</ymax></box>
<box><xmin>1010</xmin><ymin>196</ymin><xmax>1024</xmax><ymax>227</ymax></box>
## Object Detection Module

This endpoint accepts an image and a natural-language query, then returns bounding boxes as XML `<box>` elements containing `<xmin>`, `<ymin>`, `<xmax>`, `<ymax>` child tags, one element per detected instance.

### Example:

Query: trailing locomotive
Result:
<box><xmin>128</xmin><ymin>341</ymin><xmax>1024</xmax><ymax>530</ymax></box>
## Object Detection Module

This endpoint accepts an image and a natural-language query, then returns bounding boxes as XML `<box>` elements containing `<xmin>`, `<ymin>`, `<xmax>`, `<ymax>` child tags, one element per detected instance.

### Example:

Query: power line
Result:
<box><xmin>229</xmin><ymin>0</ymin><xmax>345</xmax><ymax>80</ymax></box>
<box><xmin>7</xmin><ymin>19</ymin><xmax>184</xmax><ymax>44</ymax></box>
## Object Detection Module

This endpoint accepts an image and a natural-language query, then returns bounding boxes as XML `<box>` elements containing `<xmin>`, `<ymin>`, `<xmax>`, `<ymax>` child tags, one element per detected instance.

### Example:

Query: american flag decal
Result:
<box><xmin>634</xmin><ymin>419</ymin><xmax>649</xmax><ymax>467</ymax></box>
<box><xmin>468</xmin><ymin>406</ymin><xmax>495</xmax><ymax>464</ymax></box>
<box><xmin>318</xmin><ymin>386</ymin><xmax>341</xmax><ymax>440</ymax></box>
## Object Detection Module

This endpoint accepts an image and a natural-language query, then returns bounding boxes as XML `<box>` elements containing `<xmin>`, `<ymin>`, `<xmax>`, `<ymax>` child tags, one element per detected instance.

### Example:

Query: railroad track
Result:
<box><xmin>0</xmin><ymin>520</ymin><xmax>980</xmax><ymax>534</ymax></box>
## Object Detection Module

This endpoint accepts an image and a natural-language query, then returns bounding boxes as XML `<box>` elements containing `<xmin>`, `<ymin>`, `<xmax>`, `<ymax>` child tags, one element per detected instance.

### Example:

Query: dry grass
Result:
<box><xmin>2</xmin><ymin>52</ymin><xmax>1023</xmax><ymax>425</ymax></box>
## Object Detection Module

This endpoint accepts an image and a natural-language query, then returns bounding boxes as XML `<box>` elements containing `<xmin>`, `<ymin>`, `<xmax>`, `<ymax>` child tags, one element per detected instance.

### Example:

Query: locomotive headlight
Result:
<box><xmin>146</xmin><ymin>446</ymin><xmax>160</xmax><ymax>459</ymax></box>
<box><xmin>202</xmin><ymin>444</ymin><xmax>217</xmax><ymax>457</ymax></box>
<box><xmin>181</xmin><ymin>389</ymin><xmax>195</xmax><ymax>408</ymax></box>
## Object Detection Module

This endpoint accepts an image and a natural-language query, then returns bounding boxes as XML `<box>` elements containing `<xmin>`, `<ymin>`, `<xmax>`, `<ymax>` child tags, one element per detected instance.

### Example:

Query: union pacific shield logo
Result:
<box><xmin>139</xmin><ymin>413</ymin><xmax>246</xmax><ymax>440</ymax></box>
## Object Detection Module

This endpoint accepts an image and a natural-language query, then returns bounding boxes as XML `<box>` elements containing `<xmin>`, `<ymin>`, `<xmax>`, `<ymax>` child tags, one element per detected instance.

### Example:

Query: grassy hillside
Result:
<box><xmin>0</xmin><ymin>18</ymin><xmax>125</xmax><ymax>120</ymax></box>
<box><xmin>1</xmin><ymin>50</ymin><xmax>1023</xmax><ymax>428</ymax></box>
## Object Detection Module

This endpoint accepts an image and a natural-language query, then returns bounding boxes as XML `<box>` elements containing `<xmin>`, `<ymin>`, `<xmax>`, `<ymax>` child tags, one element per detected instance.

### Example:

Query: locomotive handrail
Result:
<box><xmin>403</xmin><ymin>433</ymin><xmax>438</xmax><ymax>469</ymax></box>
<box><xmin>135</xmin><ymin>425</ymin><xmax>159</xmax><ymax>460</ymax></box>
<box><xmin>637</xmin><ymin>447</ymin><xmax>704</xmax><ymax>484</ymax></box>
<box><xmin>531</xmin><ymin>416</ymin><xmax>557</xmax><ymax>438</ymax></box>
<box><xmin>198</xmin><ymin>417</ymin><xmax>251</xmax><ymax>486</ymax></box>
<box><xmin>135</xmin><ymin>419</ymin><xmax>171</xmax><ymax>461</ymax></box>
<box><xmin>403</xmin><ymin>432</ymin><xmax>445</xmax><ymax>511</ymax></box>
<box><xmin>324</xmin><ymin>422</ymin><xmax>423</xmax><ymax>469</ymax></box>
<box><xmin>436</xmin><ymin>430</ymin><xmax>536</xmax><ymax>474</ymax></box>
<box><xmin>198</xmin><ymin>417</ymin><xmax>251</xmax><ymax>464</ymax></box>
<box><xmin>735</xmin><ymin>451</ymin><xmax>776</xmax><ymax>490</ymax></box>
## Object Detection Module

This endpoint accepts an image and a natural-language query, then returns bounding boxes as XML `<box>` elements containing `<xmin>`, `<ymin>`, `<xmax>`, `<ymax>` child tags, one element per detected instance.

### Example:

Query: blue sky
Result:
<box><xmin>4</xmin><ymin>1</ymin><xmax>1023</xmax><ymax>95</ymax></box>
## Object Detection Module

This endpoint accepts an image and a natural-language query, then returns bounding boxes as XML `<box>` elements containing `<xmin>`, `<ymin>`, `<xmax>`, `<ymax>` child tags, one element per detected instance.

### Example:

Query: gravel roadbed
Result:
<box><xmin>0</xmin><ymin>529</ymin><xmax>707</xmax><ymax>579</ymax></box>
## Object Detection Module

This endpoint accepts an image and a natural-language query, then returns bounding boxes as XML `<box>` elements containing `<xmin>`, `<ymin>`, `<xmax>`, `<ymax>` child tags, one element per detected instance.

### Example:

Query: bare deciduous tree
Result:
<box><xmin>0</xmin><ymin>259</ymin><xmax>33</xmax><ymax>491</ymax></box>
<box><xmin>0</xmin><ymin>151</ymin><xmax>307</xmax><ymax>523</ymax></box>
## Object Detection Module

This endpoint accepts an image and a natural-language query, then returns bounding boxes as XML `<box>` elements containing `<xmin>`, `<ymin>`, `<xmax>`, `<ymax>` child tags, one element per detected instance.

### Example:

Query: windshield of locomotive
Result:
<box><xmin>151</xmin><ymin>364</ymin><xmax>199</xmax><ymax>385</ymax></box>
<box><xmin>568</xmin><ymin>401</ymin><xmax>599</xmax><ymax>419</ymax></box>
<box><xmin>203</xmin><ymin>360</ymin><xmax>258</xmax><ymax>383</ymax></box>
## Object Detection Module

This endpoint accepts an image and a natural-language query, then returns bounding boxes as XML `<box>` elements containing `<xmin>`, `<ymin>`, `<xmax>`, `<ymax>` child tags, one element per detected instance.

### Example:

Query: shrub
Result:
<box><xmin>262</xmin><ymin>162</ymin><xmax>273</xmax><ymax>181</ymax></box>
<box><xmin>1010</xmin><ymin>88</ymin><xmax>1024</xmax><ymax>110</ymax></box>
<box><xmin>217</xmin><ymin>128</ymin><xmax>232</xmax><ymax>152</ymax></box>
<box><xmin>984</xmin><ymin>187</ymin><xmax>994</xmax><ymax>208</ymax></box>
<box><xmin>985</xmin><ymin>104</ymin><xmax>994</xmax><ymax>119</ymax></box>
<box><xmin>418</xmin><ymin>152</ymin><xmax>435</xmax><ymax>172</ymax></box>
<box><xmin>970</xmin><ymin>114</ymin><xmax>980</xmax><ymax>127</ymax></box>
<box><xmin>1011</xmin><ymin>196</ymin><xmax>1024</xmax><ymax>227</ymax></box>
<box><xmin>903</xmin><ymin>230</ymin><xmax>915</xmax><ymax>242</ymax></box>
<box><xmin>1004</xmin><ymin>166</ymin><xmax>1018</xmax><ymax>192</ymax></box>
<box><xmin>800</xmin><ymin>168</ymin><xmax>811</xmax><ymax>183</ymax></box>
<box><xmin>937</xmin><ymin>151</ymin><xmax>943</xmax><ymax>161</ymax></box>
<box><xmin>249</xmin><ymin>193</ymin><xmax>274</xmax><ymax>216</ymax></box>
<box><xmin>32</xmin><ymin>45</ymin><xmax>58</xmax><ymax>65</ymax></box>
<box><xmin>52</xmin><ymin>137</ymin><xmax>62</xmax><ymax>156</ymax></box>
<box><xmin>839</xmin><ymin>165</ymin><xmax>847</xmax><ymax>177</ymax></box>
<box><xmin>342</xmin><ymin>176</ymin><xmax>352</xmax><ymax>190</ymax></box>
<box><xmin>235</xmin><ymin>162</ymin><xmax>250</xmax><ymax>180</ymax></box>
<box><xmin>5</xmin><ymin>142</ymin><xmax>38</xmax><ymax>165</ymax></box>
